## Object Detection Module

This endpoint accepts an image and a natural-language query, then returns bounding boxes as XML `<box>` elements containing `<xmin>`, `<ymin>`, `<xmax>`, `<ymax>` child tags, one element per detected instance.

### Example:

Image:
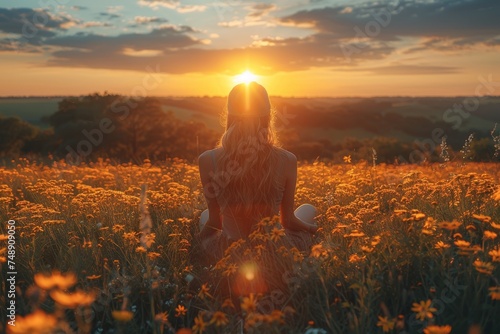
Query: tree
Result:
<box><xmin>0</xmin><ymin>116</ymin><xmax>38</xmax><ymax>159</ymax></box>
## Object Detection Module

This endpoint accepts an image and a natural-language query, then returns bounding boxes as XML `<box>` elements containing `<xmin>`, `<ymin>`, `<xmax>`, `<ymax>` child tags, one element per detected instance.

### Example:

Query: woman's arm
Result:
<box><xmin>280</xmin><ymin>152</ymin><xmax>318</xmax><ymax>233</ymax></box>
<box><xmin>198</xmin><ymin>150</ymin><xmax>222</xmax><ymax>237</ymax></box>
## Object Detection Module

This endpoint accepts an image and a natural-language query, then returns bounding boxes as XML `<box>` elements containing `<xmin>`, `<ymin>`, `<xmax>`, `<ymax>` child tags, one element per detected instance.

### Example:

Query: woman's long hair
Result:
<box><xmin>215</xmin><ymin>105</ymin><xmax>283</xmax><ymax>219</ymax></box>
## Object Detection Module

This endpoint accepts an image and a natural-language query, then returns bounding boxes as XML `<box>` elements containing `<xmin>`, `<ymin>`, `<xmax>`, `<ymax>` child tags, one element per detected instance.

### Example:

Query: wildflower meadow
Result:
<box><xmin>1</xmin><ymin>158</ymin><xmax>499</xmax><ymax>334</ymax></box>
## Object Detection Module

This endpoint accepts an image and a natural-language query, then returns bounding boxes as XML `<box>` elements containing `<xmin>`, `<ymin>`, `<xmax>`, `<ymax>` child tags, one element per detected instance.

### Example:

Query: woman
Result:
<box><xmin>198</xmin><ymin>82</ymin><xmax>317</xmax><ymax>259</ymax></box>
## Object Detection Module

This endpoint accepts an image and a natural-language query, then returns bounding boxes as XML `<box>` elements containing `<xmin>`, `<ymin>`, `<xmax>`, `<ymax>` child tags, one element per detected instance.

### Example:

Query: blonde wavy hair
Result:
<box><xmin>214</xmin><ymin>84</ymin><xmax>283</xmax><ymax>218</ymax></box>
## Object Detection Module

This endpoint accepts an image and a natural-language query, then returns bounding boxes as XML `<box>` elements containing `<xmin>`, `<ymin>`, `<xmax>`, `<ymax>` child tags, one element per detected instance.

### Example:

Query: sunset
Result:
<box><xmin>1</xmin><ymin>1</ymin><xmax>500</xmax><ymax>334</ymax></box>
<box><xmin>1</xmin><ymin>0</ymin><xmax>499</xmax><ymax>96</ymax></box>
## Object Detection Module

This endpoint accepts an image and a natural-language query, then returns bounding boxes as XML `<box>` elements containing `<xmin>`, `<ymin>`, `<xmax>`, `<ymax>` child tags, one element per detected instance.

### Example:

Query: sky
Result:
<box><xmin>0</xmin><ymin>0</ymin><xmax>499</xmax><ymax>97</ymax></box>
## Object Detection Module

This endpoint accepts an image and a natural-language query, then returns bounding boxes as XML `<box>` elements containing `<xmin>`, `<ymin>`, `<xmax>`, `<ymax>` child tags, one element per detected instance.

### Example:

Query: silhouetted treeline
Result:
<box><xmin>0</xmin><ymin>93</ymin><xmax>498</xmax><ymax>164</ymax></box>
<box><xmin>1</xmin><ymin>93</ymin><xmax>218</xmax><ymax>164</ymax></box>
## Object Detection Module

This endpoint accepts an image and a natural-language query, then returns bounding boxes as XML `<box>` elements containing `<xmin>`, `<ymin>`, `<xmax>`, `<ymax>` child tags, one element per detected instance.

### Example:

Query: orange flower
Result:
<box><xmin>210</xmin><ymin>311</ymin><xmax>228</xmax><ymax>327</ymax></box>
<box><xmin>489</xmin><ymin>248</ymin><xmax>500</xmax><ymax>262</ymax></box>
<box><xmin>454</xmin><ymin>240</ymin><xmax>470</xmax><ymax>248</ymax></box>
<box><xmin>112</xmin><ymin>310</ymin><xmax>134</xmax><ymax>322</ymax></box>
<box><xmin>270</xmin><ymin>227</ymin><xmax>285</xmax><ymax>242</ymax></box>
<box><xmin>241</xmin><ymin>293</ymin><xmax>257</xmax><ymax>314</ymax></box>
<box><xmin>423</xmin><ymin>325</ymin><xmax>452</xmax><ymax>334</ymax></box>
<box><xmin>438</xmin><ymin>221</ymin><xmax>461</xmax><ymax>230</ymax></box>
<box><xmin>34</xmin><ymin>271</ymin><xmax>77</xmax><ymax>290</ymax></box>
<box><xmin>473</xmin><ymin>260</ymin><xmax>495</xmax><ymax>275</ymax></box>
<box><xmin>175</xmin><ymin>305</ymin><xmax>187</xmax><ymax>317</ymax></box>
<box><xmin>488</xmin><ymin>287</ymin><xmax>500</xmax><ymax>300</ymax></box>
<box><xmin>192</xmin><ymin>312</ymin><xmax>207</xmax><ymax>334</ymax></box>
<box><xmin>198</xmin><ymin>284</ymin><xmax>212</xmax><ymax>300</ymax></box>
<box><xmin>377</xmin><ymin>316</ymin><xmax>395</xmax><ymax>333</ymax></box>
<box><xmin>7</xmin><ymin>310</ymin><xmax>57</xmax><ymax>334</ymax></box>
<box><xmin>411</xmin><ymin>300</ymin><xmax>437</xmax><ymax>321</ymax></box>
<box><xmin>50</xmin><ymin>289</ymin><xmax>95</xmax><ymax>308</ymax></box>
<box><xmin>223</xmin><ymin>264</ymin><xmax>238</xmax><ymax>277</ymax></box>
<box><xmin>483</xmin><ymin>230</ymin><xmax>497</xmax><ymax>240</ymax></box>
<box><xmin>435</xmin><ymin>241</ymin><xmax>450</xmax><ymax>249</ymax></box>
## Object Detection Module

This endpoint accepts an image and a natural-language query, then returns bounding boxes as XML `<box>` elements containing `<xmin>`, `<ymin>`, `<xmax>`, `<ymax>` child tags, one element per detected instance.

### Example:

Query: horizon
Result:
<box><xmin>1</xmin><ymin>0</ymin><xmax>499</xmax><ymax>97</ymax></box>
<box><xmin>2</xmin><ymin>94</ymin><xmax>500</xmax><ymax>99</ymax></box>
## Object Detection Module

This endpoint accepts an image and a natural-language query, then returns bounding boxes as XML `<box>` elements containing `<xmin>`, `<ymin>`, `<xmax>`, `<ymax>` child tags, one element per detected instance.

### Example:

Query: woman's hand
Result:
<box><xmin>197</xmin><ymin>225</ymin><xmax>221</xmax><ymax>250</ymax></box>
<box><xmin>288</xmin><ymin>215</ymin><xmax>318</xmax><ymax>234</ymax></box>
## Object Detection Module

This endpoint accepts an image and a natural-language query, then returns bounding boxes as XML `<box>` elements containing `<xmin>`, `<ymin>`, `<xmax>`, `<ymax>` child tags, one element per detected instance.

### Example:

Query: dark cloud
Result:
<box><xmin>280</xmin><ymin>0</ymin><xmax>500</xmax><ymax>47</ymax></box>
<box><xmin>45</xmin><ymin>30</ymin><xmax>392</xmax><ymax>74</ymax></box>
<box><xmin>0</xmin><ymin>8</ymin><xmax>77</xmax><ymax>41</ymax></box>
<box><xmin>132</xmin><ymin>16</ymin><xmax>169</xmax><ymax>27</ymax></box>
<box><xmin>247</xmin><ymin>3</ymin><xmax>276</xmax><ymax>18</ymax></box>
<box><xmin>4</xmin><ymin>0</ymin><xmax>496</xmax><ymax>76</ymax></box>
<box><xmin>45</xmin><ymin>25</ymin><xmax>200</xmax><ymax>51</ymax></box>
<box><xmin>99</xmin><ymin>12</ymin><xmax>121</xmax><ymax>20</ymax></box>
<box><xmin>351</xmin><ymin>64</ymin><xmax>460</xmax><ymax>75</ymax></box>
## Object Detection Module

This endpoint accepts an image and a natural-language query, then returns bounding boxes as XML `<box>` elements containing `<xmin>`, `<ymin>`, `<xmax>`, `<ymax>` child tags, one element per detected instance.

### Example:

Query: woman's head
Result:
<box><xmin>219</xmin><ymin>81</ymin><xmax>278</xmax><ymax>148</ymax></box>
<box><xmin>227</xmin><ymin>82</ymin><xmax>271</xmax><ymax>118</ymax></box>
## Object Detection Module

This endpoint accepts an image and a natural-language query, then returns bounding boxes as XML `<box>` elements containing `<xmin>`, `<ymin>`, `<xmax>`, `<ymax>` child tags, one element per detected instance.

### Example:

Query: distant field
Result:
<box><xmin>0</xmin><ymin>98</ymin><xmax>61</xmax><ymax>129</ymax></box>
<box><xmin>1</xmin><ymin>96</ymin><xmax>499</xmax><ymax>145</ymax></box>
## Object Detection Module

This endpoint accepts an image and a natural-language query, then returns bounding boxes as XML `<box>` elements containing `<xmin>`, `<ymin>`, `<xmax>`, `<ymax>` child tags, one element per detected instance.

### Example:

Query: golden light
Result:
<box><xmin>240</xmin><ymin>262</ymin><xmax>257</xmax><ymax>281</ymax></box>
<box><xmin>233</xmin><ymin>70</ymin><xmax>258</xmax><ymax>85</ymax></box>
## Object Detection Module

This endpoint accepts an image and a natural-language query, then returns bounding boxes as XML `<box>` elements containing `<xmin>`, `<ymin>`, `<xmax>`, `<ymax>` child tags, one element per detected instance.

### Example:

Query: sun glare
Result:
<box><xmin>233</xmin><ymin>70</ymin><xmax>258</xmax><ymax>84</ymax></box>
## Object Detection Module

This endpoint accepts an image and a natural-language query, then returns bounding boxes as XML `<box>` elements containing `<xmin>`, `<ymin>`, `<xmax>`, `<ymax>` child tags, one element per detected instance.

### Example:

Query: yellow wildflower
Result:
<box><xmin>175</xmin><ymin>305</ymin><xmax>187</xmax><ymax>317</ymax></box>
<box><xmin>423</xmin><ymin>325</ymin><xmax>452</xmax><ymax>334</ymax></box>
<box><xmin>112</xmin><ymin>310</ymin><xmax>134</xmax><ymax>322</ymax></box>
<box><xmin>454</xmin><ymin>240</ymin><xmax>470</xmax><ymax>248</ymax></box>
<box><xmin>198</xmin><ymin>284</ymin><xmax>212</xmax><ymax>300</ymax></box>
<box><xmin>483</xmin><ymin>230</ymin><xmax>497</xmax><ymax>240</ymax></box>
<box><xmin>489</xmin><ymin>248</ymin><xmax>500</xmax><ymax>262</ymax></box>
<box><xmin>488</xmin><ymin>287</ymin><xmax>500</xmax><ymax>300</ymax></box>
<box><xmin>411</xmin><ymin>300</ymin><xmax>437</xmax><ymax>321</ymax></box>
<box><xmin>438</xmin><ymin>220</ymin><xmax>461</xmax><ymax>230</ymax></box>
<box><xmin>34</xmin><ymin>271</ymin><xmax>77</xmax><ymax>290</ymax></box>
<box><xmin>377</xmin><ymin>316</ymin><xmax>395</xmax><ymax>333</ymax></box>
<box><xmin>270</xmin><ymin>227</ymin><xmax>285</xmax><ymax>242</ymax></box>
<box><xmin>193</xmin><ymin>313</ymin><xmax>207</xmax><ymax>334</ymax></box>
<box><xmin>7</xmin><ymin>310</ymin><xmax>57</xmax><ymax>334</ymax></box>
<box><xmin>210</xmin><ymin>311</ymin><xmax>228</xmax><ymax>327</ymax></box>
<box><xmin>241</xmin><ymin>293</ymin><xmax>257</xmax><ymax>314</ymax></box>
<box><xmin>473</xmin><ymin>260</ymin><xmax>495</xmax><ymax>275</ymax></box>
<box><xmin>50</xmin><ymin>289</ymin><xmax>95</xmax><ymax>308</ymax></box>
<box><xmin>223</xmin><ymin>264</ymin><xmax>238</xmax><ymax>277</ymax></box>
<box><xmin>435</xmin><ymin>241</ymin><xmax>450</xmax><ymax>249</ymax></box>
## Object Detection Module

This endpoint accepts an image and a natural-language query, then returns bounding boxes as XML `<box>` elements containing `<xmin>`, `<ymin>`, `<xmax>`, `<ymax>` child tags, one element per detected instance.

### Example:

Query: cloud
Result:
<box><xmin>44</xmin><ymin>28</ymin><xmax>392</xmax><ymax>74</ymax></box>
<box><xmin>45</xmin><ymin>25</ymin><xmax>200</xmax><ymax>51</ymax></box>
<box><xmin>280</xmin><ymin>0</ymin><xmax>500</xmax><ymax>48</ymax></box>
<box><xmin>138</xmin><ymin>0</ymin><xmax>206</xmax><ymax>13</ymax></box>
<box><xmin>247</xmin><ymin>3</ymin><xmax>276</xmax><ymax>18</ymax></box>
<box><xmin>347</xmin><ymin>64</ymin><xmax>460</xmax><ymax>75</ymax></box>
<box><xmin>99</xmin><ymin>12</ymin><xmax>121</xmax><ymax>20</ymax></box>
<box><xmin>107</xmin><ymin>6</ymin><xmax>124</xmax><ymax>13</ymax></box>
<box><xmin>5</xmin><ymin>0</ymin><xmax>497</xmax><ymax>76</ymax></box>
<box><xmin>134</xmin><ymin>16</ymin><xmax>169</xmax><ymax>25</ymax></box>
<box><xmin>218</xmin><ymin>3</ymin><xmax>277</xmax><ymax>28</ymax></box>
<box><xmin>71</xmin><ymin>6</ymin><xmax>87</xmax><ymax>11</ymax></box>
<box><xmin>0</xmin><ymin>8</ymin><xmax>77</xmax><ymax>40</ymax></box>
<box><xmin>82</xmin><ymin>21</ymin><xmax>113</xmax><ymax>28</ymax></box>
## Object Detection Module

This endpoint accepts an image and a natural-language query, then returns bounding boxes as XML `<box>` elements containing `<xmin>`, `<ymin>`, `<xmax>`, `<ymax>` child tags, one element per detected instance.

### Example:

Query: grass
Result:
<box><xmin>0</xmin><ymin>157</ymin><xmax>499</xmax><ymax>334</ymax></box>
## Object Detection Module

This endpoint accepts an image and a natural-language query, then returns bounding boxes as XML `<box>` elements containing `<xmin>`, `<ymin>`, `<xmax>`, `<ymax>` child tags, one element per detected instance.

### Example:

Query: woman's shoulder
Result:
<box><xmin>198</xmin><ymin>148</ymin><xmax>221</xmax><ymax>162</ymax></box>
<box><xmin>274</xmin><ymin>147</ymin><xmax>297</xmax><ymax>163</ymax></box>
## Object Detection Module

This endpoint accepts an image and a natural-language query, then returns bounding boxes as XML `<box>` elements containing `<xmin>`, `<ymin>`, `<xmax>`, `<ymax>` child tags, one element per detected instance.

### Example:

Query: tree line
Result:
<box><xmin>0</xmin><ymin>93</ymin><xmax>498</xmax><ymax>165</ymax></box>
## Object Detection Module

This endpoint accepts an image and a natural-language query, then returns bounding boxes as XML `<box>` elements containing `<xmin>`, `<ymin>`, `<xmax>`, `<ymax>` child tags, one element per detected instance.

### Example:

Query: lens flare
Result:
<box><xmin>233</xmin><ymin>70</ymin><xmax>258</xmax><ymax>84</ymax></box>
<box><xmin>240</xmin><ymin>262</ymin><xmax>257</xmax><ymax>281</ymax></box>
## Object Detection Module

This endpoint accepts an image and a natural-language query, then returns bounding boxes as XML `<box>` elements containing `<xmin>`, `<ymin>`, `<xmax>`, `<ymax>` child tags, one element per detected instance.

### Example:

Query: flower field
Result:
<box><xmin>1</xmin><ymin>158</ymin><xmax>499</xmax><ymax>334</ymax></box>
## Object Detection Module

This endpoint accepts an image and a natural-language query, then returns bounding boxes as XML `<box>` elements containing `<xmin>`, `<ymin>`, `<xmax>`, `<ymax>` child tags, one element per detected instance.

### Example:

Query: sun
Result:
<box><xmin>233</xmin><ymin>70</ymin><xmax>258</xmax><ymax>84</ymax></box>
